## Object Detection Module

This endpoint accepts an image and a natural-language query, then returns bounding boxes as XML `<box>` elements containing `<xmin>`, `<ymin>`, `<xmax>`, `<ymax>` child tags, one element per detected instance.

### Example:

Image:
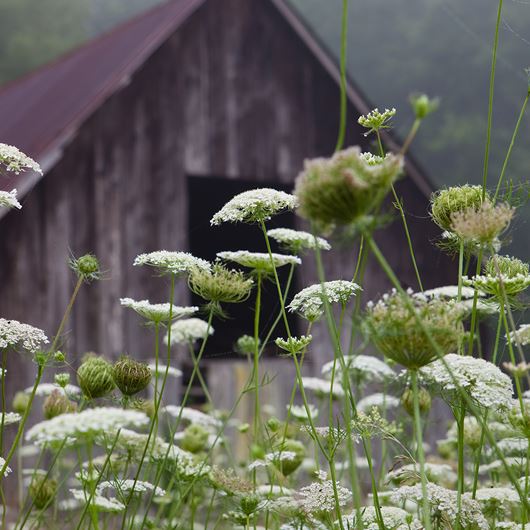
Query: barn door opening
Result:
<box><xmin>187</xmin><ymin>175</ymin><xmax>299</xmax><ymax>362</ymax></box>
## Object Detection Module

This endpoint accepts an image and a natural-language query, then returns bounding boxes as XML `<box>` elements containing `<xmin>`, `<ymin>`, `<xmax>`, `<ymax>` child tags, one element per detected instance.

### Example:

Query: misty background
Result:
<box><xmin>1</xmin><ymin>0</ymin><xmax>529</xmax><ymax>254</ymax></box>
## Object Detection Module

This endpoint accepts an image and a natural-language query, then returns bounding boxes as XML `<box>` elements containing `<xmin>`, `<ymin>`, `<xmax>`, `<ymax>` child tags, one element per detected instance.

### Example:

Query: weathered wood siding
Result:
<box><xmin>0</xmin><ymin>0</ymin><xmax>454</xmax><ymax>399</ymax></box>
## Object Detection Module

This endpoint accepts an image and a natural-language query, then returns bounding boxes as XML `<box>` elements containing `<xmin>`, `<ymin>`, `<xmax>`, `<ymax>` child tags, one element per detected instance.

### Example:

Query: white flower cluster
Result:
<box><xmin>358</xmin><ymin>108</ymin><xmax>396</xmax><ymax>132</ymax></box>
<box><xmin>133</xmin><ymin>251</ymin><xmax>210</xmax><ymax>275</ymax></box>
<box><xmin>301</xmin><ymin>377</ymin><xmax>344</xmax><ymax>399</ymax></box>
<box><xmin>120</xmin><ymin>297</ymin><xmax>198</xmax><ymax>323</ymax></box>
<box><xmin>0</xmin><ymin>318</ymin><xmax>48</xmax><ymax>354</ymax></box>
<box><xmin>28</xmin><ymin>383</ymin><xmax>81</xmax><ymax>396</ymax></box>
<box><xmin>0</xmin><ymin>143</ymin><xmax>42</xmax><ymax>174</ymax></box>
<box><xmin>210</xmin><ymin>188</ymin><xmax>298</xmax><ymax>225</ymax></box>
<box><xmin>464</xmin><ymin>273</ymin><xmax>530</xmax><ymax>297</ymax></box>
<box><xmin>298</xmin><ymin>476</ymin><xmax>351</xmax><ymax>514</ymax></box>
<box><xmin>474</xmin><ymin>486</ymin><xmax>519</xmax><ymax>506</ymax></box>
<box><xmin>288</xmin><ymin>280</ymin><xmax>361</xmax><ymax>321</ymax></box>
<box><xmin>391</xmin><ymin>483</ymin><xmax>489</xmax><ymax>530</ymax></box>
<box><xmin>421</xmin><ymin>354</ymin><xmax>513</xmax><ymax>409</ymax></box>
<box><xmin>0</xmin><ymin>412</ymin><xmax>21</xmax><ymax>426</ymax></box>
<box><xmin>248</xmin><ymin>450</ymin><xmax>297</xmax><ymax>471</ymax></box>
<box><xmin>487</xmin><ymin>437</ymin><xmax>528</xmax><ymax>458</ymax></box>
<box><xmin>386</xmin><ymin>462</ymin><xmax>456</xmax><ymax>487</ymax></box>
<box><xmin>359</xmin><ymin>152</ymin><xmax>386</xmax><ymax>166</ymax></box>
<box><xmin>357</xmin><ymin>393</ymin><xmax>400</xmax><ymax>413</ymax></box>
<box><xmin>288</xmin><ymin>404</ymin><xmax>318</xmax><ymax>422</ymax></box>
<box><xmin>165</xmin><ymin>318</ymin><xmax>214</xmax><ymax>345</ymax></box>
<box><xmin>69</xmin><ymin>489</ymin><xmax>125</xmax><ymax>512</ymax></box>
<box><xmin>26</xmin><ymin>408</ymin><xmax>149</xmax><ymax>446</ymax></box>
<box><xmin>217</xmin><ymin>250</ymin><xmax>301</xmax><ymax>271</ymax></box>
<box><xmin>148</xmin><ymin>362</ymin><xmax>182</xmax><ymax>379</ymax></box>
<box><xmin>419</xmin><ymin>285</ymin><xmax>479</xmax><ymax>300</ymax></box>
<box><xmin>165</xmin><ymin>405</ymin><xmax>221</xmax><ymax>430</ymax></box>
<box><xmin>511</xmin><ymin>324</ymin><xmax>530</xmax><ymax>346</ymax></box>
<box><xmin>321</xmin><ymin>354</ymin><xmax>394</xmax><ymax>383</ymax></box>
<box><xmin>0</xmin><ymin>189</ymin><xmax>21</xmax><ymax>210</ymax></box>
<box><xmin>97</xmin><ymin>479</ymin><xmax>166</xmax><ymax>498</ymax></box>
<box><xmin>341</xmin><ymin>506</ymin><xmax>421</xmax><ymax>530</ymax></box>
<box><xmin>266</xmin><ymin>228</ymin><xmax>331</xmax><ymax>252</ymax></box>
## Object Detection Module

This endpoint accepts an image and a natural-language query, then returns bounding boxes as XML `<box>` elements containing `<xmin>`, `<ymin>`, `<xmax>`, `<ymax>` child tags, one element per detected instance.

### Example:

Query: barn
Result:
<box><xmin>0</xmin><ymin>0</ymin><xmax>453</xmax><ymax>401</ymax></box>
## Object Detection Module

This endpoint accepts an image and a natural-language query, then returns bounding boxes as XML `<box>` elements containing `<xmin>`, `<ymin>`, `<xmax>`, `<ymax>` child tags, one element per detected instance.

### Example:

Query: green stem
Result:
<box><xmin>456</xmin><ymin>403</ymin><xmax>466</xmax><ymax>530</ymax></box>
<box><xmin>481</xmin><ymin>0</ymin><xmax>504</xmax><ymax>199</ymax></box>
<box><xmin>0</xmin><ymin>350</ymin><xmax>7</xmax><ymax>454</ymax></box>
<box><xmin>334</xmin><ymin>0</ymin><xmax>349</xmax><ymax>152</ymax></box>
<box><xmin>252</xmin><ymin>272</ymin><xmax>262</xmax><ymax>445</ymax></box>
<box><xmin>400</xmin><ymin>118</ymin><xmax>421</xmax><ymax>156</ymax></box>
<box><xmin>494</xmin><ymin>92</ymin><xmax>529</xmax><ymax>201</ymax></box>
<box><xmin>411</xmin><ymin>370</ymin><xmax>432</xmax><ymax>530</ymax></box>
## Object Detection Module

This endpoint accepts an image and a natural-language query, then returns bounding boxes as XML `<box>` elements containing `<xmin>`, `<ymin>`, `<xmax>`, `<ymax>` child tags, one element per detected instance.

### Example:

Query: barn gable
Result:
<box><xmin>0</xmin><ymin>0</ymin><xmax>454</xmax><ymax>394</ymax></box>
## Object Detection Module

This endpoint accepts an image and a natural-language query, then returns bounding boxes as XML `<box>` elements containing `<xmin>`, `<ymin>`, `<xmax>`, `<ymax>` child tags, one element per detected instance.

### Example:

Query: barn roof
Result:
<box><xmin>0</xmin><ymin>0</ymin><xmax>431</xmax><ymax>201</ymax></box>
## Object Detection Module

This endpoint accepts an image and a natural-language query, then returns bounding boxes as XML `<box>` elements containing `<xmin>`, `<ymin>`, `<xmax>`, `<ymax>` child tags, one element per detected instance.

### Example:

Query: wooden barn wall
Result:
<box><xmin>0</xmin><ymin>0</ymin><xmax>455</xmax><ymax>406</ymax></box>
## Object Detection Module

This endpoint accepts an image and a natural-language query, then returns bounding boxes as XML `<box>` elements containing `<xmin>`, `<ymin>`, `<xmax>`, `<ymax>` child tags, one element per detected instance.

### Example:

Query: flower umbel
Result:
<box><xmin>266</xmin><ymin>228</ymin><xmax>331</xmax><ymax>253</ymax></box>
<box><xmin>120</xmin><ymin>297</ymin><xmax>198</xmax><ymax>324</ymax></box>
<box><xmin>133</xmin><ymin>251</ymin><xmax>210</xmax><ymax>276</ymax></box>
<box><xmin>0</xmin><ymin>143</ymin><xmax>42</xmax><ymax>175</ymax></box>
<box><xmin>0</xmin><ymin>189</ymin><xmax>22</xmax><ymax>210</ymax></box>
<box><xmin>0</xmin><ymin>318</ymin><xmax>48</xmax><ymax>354</ymax></box>
<box><xmin>358</xmin><ymin>107</ymin><xmax>397</xmax><ymax>135</ymax></box>
<box><xmin>210</xmin><ymin>188</ymin><xmax>298</xmax><ymax>225</ymax></box>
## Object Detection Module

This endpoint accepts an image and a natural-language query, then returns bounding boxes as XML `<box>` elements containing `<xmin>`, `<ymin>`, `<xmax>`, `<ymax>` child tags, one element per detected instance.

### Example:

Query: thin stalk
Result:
<box><xmin>456</xmin><ymin>403</ymin><xmax>466</xmax><ymax>530</ymax></box>
<box><xmin>400</xmin><ymin>118</ymin><xmax>421</xmax><ymax>156</ymax></box>
<box><xmin>0</xmin><ymin>350</ymin><xmax>7</xmax><ymax>454</ymax></box>
<box><xmin>334</xmin><ymin>0</ymin><xmax>349</xmax><ymax>152</ymax></box>
<box><xmin>481</xmin><ymin>0</ymin><xmax>504</xmax><ymax>198</ymax></box>
<box><xmin>411</xmin><ymin>370</ymin><xmax>432</xmax><ymax>530</ymax></box>
<box><xmin>494</xmin><ymin>92</ymin><xmax>529</xmax><ymax>201</ymax></box>
<box><xmin>252</xmin><ymin>271</ymin><xmax>262</xmax><ymax>444</ymax></box>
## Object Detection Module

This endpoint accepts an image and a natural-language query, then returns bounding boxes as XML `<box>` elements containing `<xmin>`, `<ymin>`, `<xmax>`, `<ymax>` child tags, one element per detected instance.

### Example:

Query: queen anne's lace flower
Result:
<box><xmin>321</xmin><ymin>354</ymin><xmax>394</xmax><ymax>383</ymax></box>
<box><xmin>358</xmin><ymin>108</ymin><xmax>396</xmax><ymax>133</ymax></box>
<box><xmin>288</xmin><ymin>280</ymin><xmax>361</xmax><ymax>321</ymax></box>
<box><xmin>26</xmin><ymin>408</ymin><xmax>149</xmax><ymax>446</ymax></box>
<box><xmin>0</xmin><ymin>143</ymin><xmax>42</xmax><ymax>174</ymax></box>
<box><xmin>0</xmin><ymin>189</ymin><xmax>21</xmax><ymax>210</ymax></box>
<box><xmin>288</xmin><ymin>404</ymin><xmax>318</xmax><ymax>422</ymax></box>
<box><xmin>0</xmin><ymin>318</ymin><xmax>48</xmax><ymax>354</ymax></box>
<box><xmin>148</xmin><ymin>362</ymin><xmax>182</xmax><ymax>379</ymax></box>
<box><xmin>120</xmin><ymin>298</ymin><xmax>198</xmax><ymax>323</ymax></box>
<box><xmin>164</xmin><ymin>318</ymin><xmax>214</xmax><ymax>345</ymax></box>
<box><xmin>391</xmin><ymin>483</ymin><xmax>488</xmax><ymax>530</ymax></box>
<box><xmin>0</xmin><ymin>413</ymin><xmax>21</xmax><ymax>426</ymax></box>
<box><xmin>511</xmin><ymin>324</ymin><xmax>530</xmax><ymax>346</ymax></box>
<box><xmin>97</xmin><ymin>479</ymin><xmax>166</xmax><ymax>498</ymax></box>
<box><xmin>0</xmin><ymin>457</ymin><xmax>11</xmax><ymax>477</ymax></box>
<box><xmin>301</xmin><ymin>377</ymin><xmax>344</xmax><ymax>399</ymax></box>
<box><xmin>298</xmin><ymin>475</ymin><xmax>351</xmax><ymax>514</ymax></box>
<box><xmin>341</xmin><ymin>506</ymin><xmax>421</xmax><ymax>530</ymax></box>
<box><xmin>217</xmin><ymin>251</ymin><xmax>300</xmax><ymax>271</ymax></box>
<box><xmin>69</xmin><ymin>489</ymin><xmax>125</xmax><ymax>512</ymax></box>
<box><xmin>266</xmin><ymin>228</ymin><xmax>331</xmax><ymax>252</ymax></box>
<box><xmin>210</xmin><ymin>188</ymin><xmax>298</xmax><ymax>225</ymax></box>
<box><xmin>357</xmin><ymin>393</ymin><xmax>400</xmax><ymax>413</ymax></box>
<box><xmin>28</xmin><ymin>383</ymin><xmax>81</xmax><ymax>397</ymax></box>
<box><xmin>419</xmin><ymin>285</ymin><xmax>480</xmax><ymax>300</ymax></box>
<box><xmin>133</xmin><ymin>251</ymin><xmax>210</xmax><ymax>275</ymax></box>
<box><xmin>386</xmin><ymin>462</ymin><xmax>457</xmax><ymax>488</ymax></box>
<box><xmin>164</xmin><ymin>405</ymin><xmax>221</xmax><ymax>430</ymax></box>
<box><xmin>421</xmin><ymin>353</ymin><xmax>513</xmax><ymax>410</ymax></box>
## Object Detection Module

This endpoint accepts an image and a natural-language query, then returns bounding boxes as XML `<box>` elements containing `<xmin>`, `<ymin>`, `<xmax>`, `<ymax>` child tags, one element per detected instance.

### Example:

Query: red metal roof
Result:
<box><xmin>0</xmin><ymin>0</ymin><xmax>205</xmax><ymax>194</ymax></box>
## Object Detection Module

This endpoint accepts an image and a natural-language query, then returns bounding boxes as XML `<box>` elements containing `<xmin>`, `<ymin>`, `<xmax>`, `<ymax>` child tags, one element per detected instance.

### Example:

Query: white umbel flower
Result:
<box><xmin>120</xmin><ymin>298</ymin><xmax>198</xmax><ymax>323</ymax></box>
<box><xmin>357</xmin><ymin>393</ymin><xmax>400</xmax><ymax>413</ymax></box>
<box><xmin>419</xmin><ymin>285</ymin><xmax>480</xmax><ymax>300</ymax></box>
<box><xmin>511</xmin><ymin>324</ymin><xmax>530</xmax><ymax>346</ymax></box>
<box><xmin>0</xmin><ymin>143</ymin><xmax>42</xmax><ymax>174</ymax></box>
<box><xmin>0</xmin><ymin>413</ymin><xmax>21</xmax><ymax>426</ymax></box>
<box><xmin>27</xmin><ymin>383</ymin><xmax>81</xmax><ymax>397</ymax></box>
<box><xmin>321</xmin><ymin>354</ymin><xmax>394</xmax><ymax>383</ymax></box>
<box><xmin>210</xmin><ymin>188</ymin><xmax>298</xmax><ymax>225</ymax></box>
<box><xmin>391</xmin><ymin>483</ymin><xmax>488</xmax><ymax>530</ymax></box>
<box><xmin>341</xmin><ymin>506</ymin><xmax>421</xmax><ymax>530</ymax></box>
<box><xmin>97</xmin><ymin>479</ymin><xmax>166</xmax><ymax>498</ymax></box>
<box><xmin>164</xmin><ymin>405</ymin><xmax>221</xmax><ymax>430</ymax></box>
<box><xmin>301</xmin><ymin>377</ymin><xmax>344</xmax><ymax>399</ymax></box>
<box><xmin>266</xmin><ymin>228</ymin><xmax>331</xmax><ymax>252</ymax></box>
<box><xmin>69</xmin><ymin>489</ymin><xmax>125</xmax><ymax>512</ymax></box>
<box><xmin>217</xmin><ymin>250</ymin><xmax>301</xmax><ymax>271</ymax></box>
<box><xmin>26</xmin><ymin>408</ymin><xmax>149</xmax><ymax>446</ymax></box>
<box><xmin>164</xmin><ymin>318</ymin><xmax>214</xmax><ymax>345</ymax></box>
<box><xmin>148</xmin><ymin>362</ymin><xmax>182</xmax><ymax>379</ymax></box>
<box><xmin>421</xmin><ymin>354</ymin><xmax>513</xmax><ymax>410</ymax></box>
<box><xmin>298</xmin><ymin>476</ymin><xmax>351</xmax><ymax>514</ymax></box>
<box><xmin>288</xmin><ymin>404</ymin><xmax>318</xmax><ymax>422</ymax></box>
<box><xmin>358</xmin><ymin>108</ymin><xmax>396</xmax><ymax>133</ymax></box>
<box><xmin>133</xmin><ymin>251</ymin><xmax>210</xmax><ymax>275</ymax></box>
<box><xmin>0</xmin><ymin>318</ymin><xmax>48</xmax><ymax>354</ymax></box>
<box><xmin>0</xmin><ymin>189</ymin><xmax>21</xmax><ymax>209</ymax></box>
<box><xmin>288</xmin><ymin>280</ymin><xmax>361</xmax><ymax>321</ymax></box>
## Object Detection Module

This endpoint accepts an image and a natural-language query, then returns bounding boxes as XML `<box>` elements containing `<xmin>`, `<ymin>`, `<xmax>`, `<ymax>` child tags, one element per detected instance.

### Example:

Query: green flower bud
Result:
<box><xmin>431</xmin><ymin>185</ymin><xmax>487</xmax><ymax>232</ymax></box>
<box><xmin>29</xmin><ymin>476</ymin><xmax>57</xmax><ymax>510</ymax></box>
<box><xmin>112</xmin><ymin>357</ymin><xmax>151</xmax><ymax>396</ymax></box>
<box><xmin>43</xmin><ymin>389</ymin><xmax>77</xmax><ymax>419</ymax></box>
<box><xmin>12</xmin><ymin>391</ymin><xmax>30</xmax><ymax>415</ymax></box>
<box><xmin>235</xmin><ymin>335</ymin><xmax>260</xmax><ymax>356</ymax></box>
<box><xmin>275</xmin><ymin>439</ymin><xmax>305</xmax><ymax>476</ymax></box>
<box><xmin>134</xmin><ymin>399</ymin><xmax>155</xmax><ymax>419</ymax></box>
<box><xmin>53</xmin><ymin>351</ymin><xmax>65</xmax><ymax>362</ymax></box>
<box><xmin>77</xmin><ymin>355</ymin><xmax>115</xmax><ymax>399</ymax></box>
<box><xmin>238</xmin><ymin>422</ymin><xmax>250</xmax><ymax>433</ymax></box>
<box><xmin>250</xmin><ymin>444</ymin><xmax>265</xmax><ymax>461</ymax></box>
<box><xmin>410</xmin><ymin>93</ymin><xmax>439</xmax><ymax>120</ymax></box>
<box><xmin>181</xmin><ymin>424</ymin><xmax>209</xmax><ymax>454</ymax></box>
<box><xmin>485</xmin><ymin>255</ymin><xmax>529</xmax><ymax>278</ymax></box>
<box><xmin>69</xmin><ymin>253</ymin><xmax>101</xmax><ymax>283</ymax></box>
<box><xmin>267</xmin><ymin>417</ymin><xmax>281</xmax><ymax>432</ymax></box>
<box><xmin>54</xmin><ymin>372</ymin><xmax>70</xmax><ymax>388</ymax></box>
<box><xmin>401</xmin><ymin>387</ymin><xmax>432</xmax><ymax>416</ymax></box>
<box><xmin>240</xmin><ymin>494</ymin><xmax>260</xmax><ymax>516</ymax></box>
